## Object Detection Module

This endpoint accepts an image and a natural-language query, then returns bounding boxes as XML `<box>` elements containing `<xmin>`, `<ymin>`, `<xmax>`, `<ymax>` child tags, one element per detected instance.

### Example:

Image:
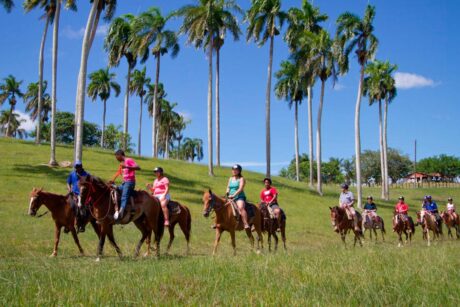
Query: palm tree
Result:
<box><xmin>1</xmin><ymin>0</ymin><xmax>14</xmax><ymax>12</ymax></box>
<box><xmin>275</xmin><ymin>60</ymin><xmax>307</xmax><ymax>182</ymax></box>
<box><xmin>285</xmin><ymin>0</ymin><xmax>327</xmax><ymax>188</ymax></box>
<box><xmin>302</xmin><ymin>30</ymin><xmax>337</xmax><ymax>195</ymax></box>
<box><xmin>0</xmin><ymin>110</ymin><xmax>27</xmax><ymax>139</ymax></box>
<box><xmin>183</xmin><ymin>137</ymin><xmax>204</xmax><ymax>162</ymax></box>
<box><xmin>132</xmin><ymin>7</ymin><xmax>180</xmax><ymax>158</ymax></box>
<box><xmin>129</xmin><ymin>67</ymin><xmax>151</xmax><ymax>156</ymax></box>
<box><xmin>23</xmin><ymin>81</ymin><xmax>52</xmax><ymax>127</ymax></box>
<box><xmin>104</xmin><ymin>13</ymin><xmax>137</xmax><ymax>152</ymax></box>
<box><xmin>158</xmin><ymin>99</ymin><xmax>180</xmax><ymax>159</ymax></box>
<box><xmin>336</xmin><ymin>4</ymin><xmax>378</xmax><ymax>209</ymax></box>
<box><xmin>74</xmin><ymin>0</ymin><xmax>116</xmax><ymax>162</ymax></box>
<box><xmin>363</xmin><ymin>60</ymin><xmax>397</xmax><ymax>200</ymax></box>
<box><xmin>87</xmin><ymin>68</ymin><xmax>121</xmax><ymax>148</ymax></box>
<box><xmin>246</xmin><ymin>0</ymin><xmax>287</xmax><ymax>178</ymax></box>
<box><xmin>0</xmin><ymin>75</ymin><xmax>24</xmax><ymax>137</ymax></box>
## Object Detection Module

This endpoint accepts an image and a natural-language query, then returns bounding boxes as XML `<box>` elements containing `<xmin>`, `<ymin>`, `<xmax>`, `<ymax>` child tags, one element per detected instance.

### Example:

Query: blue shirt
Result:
<box><xmin>67</xmin><ymin>170</ymin><xmax>89</xmax><ymax>195</ymax></box>
<box><xmin>423</xmin><ymin>201</ymin><xmax>438</xmax><ymax>212</ymax></box>
<box><xmin>364</xmin><ymin>202</ymin><xmax>377</xmax><ymax>210</ymax></box>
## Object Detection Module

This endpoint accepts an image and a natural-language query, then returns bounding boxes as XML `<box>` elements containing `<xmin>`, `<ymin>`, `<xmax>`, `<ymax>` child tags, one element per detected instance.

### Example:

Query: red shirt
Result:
<box><xmin>260</xmin><ymin>187</ymin><xmax>278</xmax><ymax>203</ymax></box>
<box><xmin>395</xmin><ymin>202</ymin><xmax>409</xmax><ymax>214</ymax></box>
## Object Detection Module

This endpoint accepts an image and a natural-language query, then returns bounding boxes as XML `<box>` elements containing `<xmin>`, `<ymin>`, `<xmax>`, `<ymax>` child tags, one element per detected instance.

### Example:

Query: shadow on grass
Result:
<box><xmin>12</xmin><ymin>164</ymin><xmax>70</xmax><ymax>181</ymax></box>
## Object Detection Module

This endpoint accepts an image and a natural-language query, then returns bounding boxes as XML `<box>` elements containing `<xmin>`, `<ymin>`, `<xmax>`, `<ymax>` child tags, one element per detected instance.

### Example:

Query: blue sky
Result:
<box><xmin>1</xmin><ymin>0</ymin><xmax>459</xmax><ymax>174</ymax></box>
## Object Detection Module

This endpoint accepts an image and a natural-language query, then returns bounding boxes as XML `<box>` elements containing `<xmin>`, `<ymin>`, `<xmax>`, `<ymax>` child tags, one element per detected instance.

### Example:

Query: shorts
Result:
<box><xmin>154</xmin><ymin>193</ymin><xmax>171</xmax><ymax>201</ymax></box>
<box><xmin>269</xmin><ymin>203</ymin><xmax>280</xmax><ymax>210</ymax></box>
<box><xmin>233</xmin><ymin>195</ymin><xmax>246</xmax><ymax>203</ymax></box>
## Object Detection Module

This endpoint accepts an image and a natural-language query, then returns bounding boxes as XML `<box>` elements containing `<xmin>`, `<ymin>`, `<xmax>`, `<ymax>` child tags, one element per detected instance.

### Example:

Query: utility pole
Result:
<box><xmin>413</xmin><ymin>139</ymin><xmax>417</xmax><ymax>189</ymax></box>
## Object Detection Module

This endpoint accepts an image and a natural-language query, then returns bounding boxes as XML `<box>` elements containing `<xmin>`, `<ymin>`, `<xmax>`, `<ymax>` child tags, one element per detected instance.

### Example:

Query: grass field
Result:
<box><xmin>1</xmin><ymin>137</ymin><xmax>460</xmax><ymax>305</ymax></box>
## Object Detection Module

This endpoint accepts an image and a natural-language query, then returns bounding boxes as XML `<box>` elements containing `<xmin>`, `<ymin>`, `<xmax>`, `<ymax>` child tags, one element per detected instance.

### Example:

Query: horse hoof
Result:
<box><xmin>256</xmin><ymin>250</ymin><xmax>261</xmax><ymax>255</ymax></box>
<box><xmin>95</xmin><ymin>257</ymin><xmax>101</xmax><ymax>262</ymax></box>
<box><xmin>49</xmin><ymin>253</ymin><xmax>57</xmax><ymax>257</ymax></box>
<box><xmin>143</xmin><ymin>252</ymin><xmax>150</xmax><ymax>258</ymax></box>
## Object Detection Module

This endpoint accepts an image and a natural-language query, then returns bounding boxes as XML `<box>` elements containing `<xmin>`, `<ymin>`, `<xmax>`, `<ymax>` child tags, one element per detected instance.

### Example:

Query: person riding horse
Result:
<box><xmin>338</xmin><ymin>184</ymin><xmax>359</xmax><ymax>232</ymax></box>
<box><xmin>394</xmin><ymin>196</ymin><xmax>409</xmax><ymax>227</ymax></box>
<box><xmin>227</xmin><ymin>164</ymin><xmax>250</xmax><ymax>229</ymax></box>
<box><xmin>109</xmin><ymin>150</ymin><xmax>140</xmax><ymax>221</ymax></box>
<box><xmin>421</xmin><ymin>195</ymin><xmax>442</xmax><ymax>232</ymax></box>
<box><xmin>259</xmin><ymin>177</ymin><xmax>282</xmax><ymax>231</ymax></box>
<box><xmin>446</xmin><ymin>197</ymin><xmax>458</xmax><ymax>221</ymax></box>
<box><xmin>66</xmin><ymin>161</ymin><xmax>89</xmax><ymax>232</ymax></box>
<box><xmin>147</xmin><ymin>167</ymin><xmax>171</xmax><ymax>226</ymax></box>
<box><xmin>363</xmin><ymin>196</ymin><xmax>378</xmax><ymax>222</ymax></box>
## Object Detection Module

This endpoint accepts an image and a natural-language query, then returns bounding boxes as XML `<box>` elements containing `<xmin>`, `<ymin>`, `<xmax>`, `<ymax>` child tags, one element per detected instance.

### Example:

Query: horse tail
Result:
<box><xmin>381</xmin><ymin>219</ymin><xmax>386</xmax><ymax>234</ymax></box>
<box><xmin>158</xmin><ymin>209</ymin><xmax>165</xmax><ymax>240</ymax></box>
<box><xmin>185</xmin><ymin>206</ymin><xmax>192</xmax><ymax>235</ymax></box>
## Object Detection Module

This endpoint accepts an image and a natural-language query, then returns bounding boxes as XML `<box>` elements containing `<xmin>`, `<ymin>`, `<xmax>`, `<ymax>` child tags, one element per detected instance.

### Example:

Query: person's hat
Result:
<box><xmin>398</xmin><ymin>196</ymin><xmax>405</xmax><ymax>200</ymax></box>
<box><xmin>367</xmin><ymin>196</ymin><xmax>373</xmax><ymax>200</ymax></box>
<box><xmin>153</xmin><ymin>167</ymin><xmax>164</xmax><ymax>173</ymax></box>
<box><xmin>341</xmin><ymin>183</ymin><xmax>349</xmax><ymax>189</ymax></box>
<box><xmin>74</xmin><ymin>161</ymin><xmax>82</xmax><ymax>167</ymax></box>
<box><xmin>448</xmin><ymin>197</ymin><xmax>453</xmax><ymax>201</ymax></box>
<box><xmin>232</xmin><ymin>164</ymin><xmax>242</xmax><ymax>171</ymax></box>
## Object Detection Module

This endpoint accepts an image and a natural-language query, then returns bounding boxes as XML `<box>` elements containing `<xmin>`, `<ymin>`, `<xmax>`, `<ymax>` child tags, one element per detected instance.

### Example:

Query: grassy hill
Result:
<box><xmin>1</xmin><ymin>137</ymin><xmax>460</xmax><ymax>305</ymax></box>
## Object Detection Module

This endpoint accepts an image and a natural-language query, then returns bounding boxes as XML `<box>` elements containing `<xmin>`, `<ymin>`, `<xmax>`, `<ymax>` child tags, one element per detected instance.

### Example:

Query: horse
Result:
<box><xmin>441</xmin><ymin>211</ymin><xmax>460</xmax><ymax>239</ymax></box>
<box><xmin>392</xmin><ymin>213</ymin><xmax>415</xmax><ymax>247</ymax></box>
<box><xmin>28</xmin><ymin>188</ymin><xmax>100</xmax><ymax>257</ymax></box>
<box><xmin>202</xmin><ymin>190</ymin><xmax>263</xmax><ymax>255</ymax></box>
<box><xmin>259</xmin><ymin>203</ymin><xmax>286</xmax><ymax>252</ymax></box>
<box><xmin>361</xmin><ymin>211</ymin><xmax>386</xmax><ymax>241</ymax></box>
<box><xmin>329</xmin><ymin>206</ymin><xmax>363</xmax><ymax>247</ymax></box>
<box><xmin>162</xmin><ymin>200</ymin><xmax>192</xmax><ymax>255</ymax></box>
<box><xmin>78</xmin><ymin>175</ymin><xmax>164</xmax><ymax>261</ymax></box>
<box><xmin>416</xmin><ymin>211</ymin><xmax>442</xmax><ymax>246</ymax></box>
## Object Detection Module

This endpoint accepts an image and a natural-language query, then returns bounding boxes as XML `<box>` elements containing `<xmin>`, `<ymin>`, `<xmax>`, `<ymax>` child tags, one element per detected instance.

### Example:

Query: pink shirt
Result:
<box><xmin>122</xmin><ymin>158</ymin><xmax>138</xmax><ymax>182</ymax></box>
<box><xmin>152</xmin><ymin>177</ymin><xmax>169</xmax><ymax>195</ymax></box>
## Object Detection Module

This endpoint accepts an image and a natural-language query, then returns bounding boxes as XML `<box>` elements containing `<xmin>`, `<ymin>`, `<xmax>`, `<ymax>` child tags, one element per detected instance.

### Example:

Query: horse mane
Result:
<box><xmin>89</xmin><ymin>175</ymin><xmax>109</xmax><ymax>190</ymax></box>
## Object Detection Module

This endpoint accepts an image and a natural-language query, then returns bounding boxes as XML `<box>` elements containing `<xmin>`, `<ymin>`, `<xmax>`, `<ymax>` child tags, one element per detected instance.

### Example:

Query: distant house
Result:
<box><xmin>404</xmin><ymin>172</ymin><xmax>452</xmax><ymax>183</ymax></box>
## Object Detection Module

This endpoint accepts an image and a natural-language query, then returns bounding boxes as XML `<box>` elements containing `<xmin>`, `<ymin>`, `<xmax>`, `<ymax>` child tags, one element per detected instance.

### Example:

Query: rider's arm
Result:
<box><xmin>111</xmin><ymin>165</ymin><xmax>122</xmax><ymax>182</ymax></box>
<box><xmin>269</xmin><ymin>191</ymin><xmax>278</xmax><ymax>205</ymax></box>
<box><xmin>162</xmin><ymin>179</ymin><xmax>170</xmax><ymax>198</ymax></box>
<box><xmin>226</xmin><ymin>178</ymin><xmax>231</xmax><ymax>196</ymax></box>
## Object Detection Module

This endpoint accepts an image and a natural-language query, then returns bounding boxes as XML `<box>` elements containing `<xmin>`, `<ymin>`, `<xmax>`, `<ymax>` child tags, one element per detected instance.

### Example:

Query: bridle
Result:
<box><xmin>204</xmin><ymin>193</ymin><xmax>228</xmax><ymax>216</ymax></box>
<box><xmin>29</xmin><ymin>192</ymin><xmax>49</xmax><ymax>218</ymax></box>
<box><xmin>80</xmin><ymin>176</ymin><xmax>112</xmax><ymax>222</ymax></box>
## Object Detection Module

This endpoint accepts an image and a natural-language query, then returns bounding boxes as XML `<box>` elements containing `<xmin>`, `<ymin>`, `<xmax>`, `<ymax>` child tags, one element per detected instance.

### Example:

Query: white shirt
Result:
<box><xmin>340</xmin><ymin>191</ymin><xmax>354</xmax><ymax>207</ymax></box>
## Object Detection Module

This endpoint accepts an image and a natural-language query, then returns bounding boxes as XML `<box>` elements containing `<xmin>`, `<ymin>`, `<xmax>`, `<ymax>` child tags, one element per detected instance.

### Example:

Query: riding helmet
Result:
<box><xmin>153</xmin><ymin>167</ymin><xmax>164</xmax><ymax>173</ymax></box>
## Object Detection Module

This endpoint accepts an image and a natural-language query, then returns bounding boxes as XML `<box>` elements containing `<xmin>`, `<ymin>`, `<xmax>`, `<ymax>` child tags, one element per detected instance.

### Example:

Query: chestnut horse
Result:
<box><xmin>78</xmin><ymin>175</ymin><xmax>164</xmax><ymax>261</ymax></box>
<box><xmin>329</xmin><ymin>206</ymin><xmax>363</xmax><ymax>247</ymax></box>
<box><xmin>259</xmin><ymin>203</ymin><xmax>286</xmax><ymax>251</ymax></box>
<box><xmin>28</xmin><ymin>188</ymin><xmax>100</xmax><ymax>257</ymax></box>
<box><xmin>416</xmin><ymin>211</ymin><xmax>442</xmax><ymax>246</ymax></box>
<box><xmin>163</xmin><ymin>201</ymin><xmax>192</xmax><ymax>254</ymax></box>
<box><xmin>361</xmin><ymin>211</ymin><xmax>386</xmax><ymax>241</ymax></box>
<box><xmin>202</xmin><ymin>190</ymin><xmax>263</xmax><ymax>255</ymax></box>
<box><xmin>393</xmin><ymin>213</ymin><xmax>415</xmax><ymax>247</ymax></box>
<box><xmin>441</xmin><ymin>211</ymin><xmax>460</xmax><ymax>239</ymax></box>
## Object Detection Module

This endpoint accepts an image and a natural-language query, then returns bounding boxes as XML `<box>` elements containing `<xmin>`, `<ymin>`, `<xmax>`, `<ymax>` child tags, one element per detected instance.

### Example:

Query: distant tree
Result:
<box><xmin>0</xmin><ymin>75</ymin><xmax>24</xmax><ymax>137</ymax></box>
<box><xmin>0</xmin><ymin>110</ymin><xmax>27</xmax><ymax>139</ymax></box>
<box><xmin>182</xmin><ymin>137</ymin><xmax>204</xmax><ymax>162</ymax></box>
<box><xmin>417</xmin><ymin>155</ymin><xmax>460</xmax><ymax>180</ymax></box>
<box><xmin>1</xmin><ymin>0</ymin><xmax>14</xmax><ymax>12</ymax></box>
<box><xmin>359</xmin><ymin>148</ymin><xmax>411</xmax><ymax>184</ymax></box>
<box><xmin>24</xmin><ymin>81</ymin><xmax>51</xmax><ymax>124</ymax></box>
<box><xmin>104</xmin><ymin>123</ymin><xmax>135</xmax><ymax>153</ymax></box>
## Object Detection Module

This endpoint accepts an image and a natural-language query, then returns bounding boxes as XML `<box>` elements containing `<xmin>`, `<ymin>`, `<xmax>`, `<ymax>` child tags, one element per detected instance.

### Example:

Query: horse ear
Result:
<box><xmin>329</xmin><ymin>206</ymin><xmax>332</xmax><ymax>210</ymax></box>
<box><xmin>39</xmin><ymin>187</ymin><xmax>43</xmax><ymax>192</ymax></box>
<box><xmin>208</xmin><ymin>189</ymin><xmax>212</xmax><ymax>195</ymax></box>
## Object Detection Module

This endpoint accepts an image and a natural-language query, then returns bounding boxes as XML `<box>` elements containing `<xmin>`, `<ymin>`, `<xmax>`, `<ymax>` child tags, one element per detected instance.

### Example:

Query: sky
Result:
<box><xmin>1</xmin><ymin>0</ymin><xmax>459</xmax><ymax>174</ymax></box>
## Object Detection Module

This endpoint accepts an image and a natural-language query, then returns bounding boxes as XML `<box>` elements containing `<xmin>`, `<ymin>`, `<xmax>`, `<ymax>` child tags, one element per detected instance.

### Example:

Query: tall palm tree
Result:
<box><xmin>336</xmin><ymin>4</ymin><xmax>378</xmax><ymax>209</ymax></box>
<box><xmin>0</xmin><ymin>110</ymin><xmax>27</xmax><ymax>139</ymax></box>
<box><xmin>24</xmin><ymin>81</ymin><xmax>52</xmax><ymax>126</ymax></box>
<box><xmin>129</xmin><ymin>66</ymin><xmax>151</xmax><ymax>156</ymax></box>
<box><xmin>74</xmin><ymin>0</ymin><xmax>116</xmax><ymax>162</ymax></box>
<box><xmin>133</xmin><ymin>7</ymin><xmax>180</xmax><ymax>158</ymax></box>
<box><xmin>285</xmin><ymin>0</ymin><xmax>327</xmax><ymax>188</ymax></box>
<box><xmin>302</xmin><ymin>30</ymin><xmax>337</xmax><ymax>195</ymax></box>
<box><xmin>105</xmin><ymin>13</ymin><xmax>137</xmax><ymax>152</ymax></box>
<box><xmin>158</xmin><ymin>99</ymin><xmax>180</xmax><ymax>159</ymax></box>
<box><xmin>275</xmin><ymin>60</ymin><xmax>307</xmax><ymax>182</ymax></box>
<box><xmin>246</xmin><ymin>0</ymin><xmax>287</xmax><ymax>178</ymax></box>
<box><xmin>183</xmin><ymin>137</ymin><xmax>204</xmax><ymax>162</ymax></box>
<box><xmin>1</xmin><ymin>0</ymin><xmax>14</xmax><ymax>12</ymax></box>
<box><xmin>0</xmin><ymin>75</ymin><xmax>24</xmax><ymax>137</ymax></box>
<box><xmin>87</xmin><ymin>68</ymin><xmax>121</xmax><ymax>148</ymax></box>
<box><xmin>146</xmin><ymin>82</ymin><xmax>166</xmax><ymax>118</ymax></box>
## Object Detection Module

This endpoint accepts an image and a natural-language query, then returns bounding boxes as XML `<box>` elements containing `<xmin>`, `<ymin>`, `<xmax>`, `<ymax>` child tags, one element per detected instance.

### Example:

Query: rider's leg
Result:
<box><xmin>237</xmin><ymin>199</ymin><xmax>249</xmax><ymax>229</ymax></box>
<box><xmin>117</xmin><ymin>181</ymin><xmax>134</xmax><ymax>219</ymax></box>
<box><xmin>349</xmin><ymin>206</ymin><xmax>359</xmax><ymax>231</ymax></box>
<box><xmin>274</xmin><ymin>208</ymin><xmax>281</xmax><ymax>231</ymax></box>
<box><xmin>160</xmin><ymin>198</ymin><xmax>170</xmax><ymax>226</ymax></box>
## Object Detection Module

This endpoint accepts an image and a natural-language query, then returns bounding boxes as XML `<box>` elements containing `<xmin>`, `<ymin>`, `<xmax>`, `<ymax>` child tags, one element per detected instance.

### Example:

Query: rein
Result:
<box><xmin>84</xmin><ymin>179</ymin><xmax>112</xmax><ymax>223</ymax></box>
<box><xmin>36</xmin><ymin>210</ymin><xmax>49</xmax><ymax>218</ymax></box>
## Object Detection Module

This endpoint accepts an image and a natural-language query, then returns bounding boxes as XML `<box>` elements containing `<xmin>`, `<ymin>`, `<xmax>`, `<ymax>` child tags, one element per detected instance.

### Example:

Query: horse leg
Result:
<box><xmin>90</xmin><ymin>219</ymin><xmax>101</xmax><ymax>238</ymax></box>
<box><xmin>133</xmin><ymin>221</ymin><xmax>149</xmax><ymax>258</ymax></box>
<box><xmin>426</xmin><ymin>229</ymin><xmax>431</xmax><ymax>247</ymax></box>
<box><xmin>273</xmin><ymin>232</ymin><xmax>279</xmax><ymax>252</ymax></box>
<box><xmin>50</xmin><ymin>224</ymin><xmax>61</xmax><ymax>257</ymax></box>
<box><xmin>96</xmin><ymin>233</ymin><xmax>106</xmax><ymax>262</ymax></box>
<box><xmin>230</xmin><ymin>230</ymin><xmax>237</xmax><ymax>256</ymax></box>
<box><xmin>373</xmin><ymin>228</ymin><xmax>378</xmax><ymax>242</ymax></box>
<box><xmin>245</xmin><ymin>228</ymin><xmax>255</xmax><ymax>251</ymax></box>
<box><xmin>268</xmin><ymin>232</ymin><xmax>272</xmax><ymax>252</ymax></box>
<box><xmin>105</xmin><ymin>225</ymin><xmax>123</xmax><ymax>259</ymax></box>
<box><xmin>178</xmin><ymin>218</ymin><xmax>191</xmax><ymax>255</ymax></box>
<box><xmin>69</xmin><ymin>226</ymin><xmax>84</xmax><ymax>256</ymax></box>
<box><xmin>212</xmin><ymin>228</ymin><xmax>222</xmax><ymax>256</ymax></box>
<box><xmin>281</xmin><ymin>224</ymin><xmax>287</xmax><ymax>251</ymax></box>
<box><xmin>341</xmin><ymin>231</ymin><xmax>347</xmax><ymax>248</ymax></box>
<box><xmin>166</xmin><ymin>223</ymin><xmax>176</xmax><ymax>254</ymax></box>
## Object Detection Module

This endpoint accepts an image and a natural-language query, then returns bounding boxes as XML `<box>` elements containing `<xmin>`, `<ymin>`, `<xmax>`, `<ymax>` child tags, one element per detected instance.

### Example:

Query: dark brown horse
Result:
<box><xmin>329</xmin><ymin>206</ymin><xmax>363</xmax><ymax>247</ymax></box>
<box><xmin>441</xmin><ymin>211</ymin><xmax>460</xmax><ymax>239</ymax></box>
<box><xmin>393</xmin><ymin>213</ymin><xmax>415</xmax><ymax>247</ymax></box>
<box><xmin>78</xmin><ymin>175</ymin><xmax>164</xmax><ymax>261</ymax></box>
<box><xmin>202</xmin><ymin>190</ymin><xmax>263</xmax><ymax>255</ymax></box>
<box><xmin>28</xmin><ymin>188</ymin><xmax>100</xmax><ymax>257</ymax></box>
<box><xmin>259</xmin><ymin>203</ymin><xmax>286</xmax><ymax>251</ymax></box>
<box><xmin>162</xmin><ymin>200</ymin><xmax>192</xmax><ymax>254</ymax></box>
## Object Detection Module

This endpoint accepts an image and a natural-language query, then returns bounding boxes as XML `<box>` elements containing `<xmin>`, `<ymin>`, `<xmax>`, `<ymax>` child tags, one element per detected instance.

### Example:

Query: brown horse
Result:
<box><xmin>416</xmin><ymin>211</ymin><xmax>442</xmax><ymax>246</ymax></box>
<box><xmin>329</xmin><ymin>206</ymin><xmax>363</xmax><ymax>247</ymax></box>
<box><xmin>202</xmin><ymin>190</ymin><xmax>263</xmax><ymax>255</ymax></box>
<box><xmin>28</xmin><ymin>188</ymin><xmax>100</xmax><ymax>257</ymax></box>
<box><xmin>361</xmin><ymin>211</ymin><xmax>386</xmax><ymax>241</ymax></box>
<box><xmin>259</xmin><ymin>203</ymin><xmax>286</xmax><ymax>251</ymax></box>
<box><xmin>441</xmin><ymin>211</ymin><xmax>460</xmax><ymax>239</ymax></box>
<box><xmin>393</xmin><ymin>213</ymin><xmax>415</xmax><ymax>247</ymax></box>
<box><xmin>78</xmin><ymin>175</ymin><xmax>164</xmax><ymax>261</ymax></box>
<box><xmin>162</xmin><ymin>200</ymin><xmax>192</xmax><ymax>254</ymax></box>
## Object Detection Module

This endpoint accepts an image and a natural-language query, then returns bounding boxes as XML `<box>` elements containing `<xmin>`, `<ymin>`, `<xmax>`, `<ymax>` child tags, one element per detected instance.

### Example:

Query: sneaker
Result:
<box><xmin>114</xmin><ymin>210</ymin><xmax>120</xmax><ymax>220</ymax></box>
<box><xmin>244</xmin><ymin>224</ymin><xmax>250</xmax><ymax>230</ymax></box>
<box><xmin>164</xmin><ymin>220</ymin><xmax>170</xmax><ymax>226</ymax></box>
<box><xmin>78</xmin><ymin>226</ymin><xmax>85</xmax><ymax>233</ymax></box>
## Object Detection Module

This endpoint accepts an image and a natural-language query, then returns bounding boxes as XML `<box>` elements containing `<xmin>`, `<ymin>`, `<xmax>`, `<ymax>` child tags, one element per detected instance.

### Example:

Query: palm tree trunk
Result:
<box><xmin>165</xmin><ymin>129</ymin><xmax>169</xmax><ymax>159</ymax></box>
<box><xmin>378</xmin><ymin>100</ymin><xmax>384</xmax><ymax>199</ymax></box>
<box><xmin>101</xmin><ymin>99</ymin><xmax>106</xmax><ymax>148</ymax></box>
<box><xmin>383</xmin><ymin>97</ymin><xmax>389</xmax><ymax>200</ymax></box>
<box><xmin>316</xmin><ymin>79</ymin><xmax>325</xmax><ymax>196</ymax></box>
<box><xmin>265</xmin><ymin>35</ymin><xmax>274</xmax><ymax>178</ymax></box>
<box><xmin>153</xmin><ymin>55</ymin><xmax>161</xmax><ymax>158</ymax></box>
<box><xmin>49</xmin><ymin>0</ymin><xmax>60</xmax><ymax>166</ymax></box>
<box><xmin>6</xmin><ymin>103</ymin><xmax>14</xmax><ymax>137</ymax></box>
<box><xmin>307</xmin><ymin>85</ymin><xmax>314</xmax><ymax>188</ymax></box>
<box><xmin>354</xmin><ymin>65</ymin><xmax>365</xmax><ymax>209</ymax></box>
<box><xmin>138</xmin><ymin>95</ymin><xmax>143</xmax><ymax>156</ymax></box>
<box><xmin>37</xmin><ymin>16</ymin><xmax>50</xmax><ymax>144</ymax></box>
<box><xmin>123</xmin><ymin>66</ymin><xmax>132</xmax><ymax>151</ymax></box>
<box><xmin>88</xmin><ymin>8</ymin><xmax>101</xmax><ymax>50</ymax></box>
<box><xmin>74</xmin><ymin>0</ymin><xmax>100</xmax><ymax>162</ymax></box>
<box><xmin>215</xmin><ymin>46</ymin><xmax>221</xmax><ymax>167</ymax></box>
<box><xmin>207</xmin><ymin>36</ymin><xmax>214</xmax><ymax>176</ymax></box>
<box><xmin>294</xmin><ymin>100</ymin><xmax>299</xmax><ymax>182</ymax></box>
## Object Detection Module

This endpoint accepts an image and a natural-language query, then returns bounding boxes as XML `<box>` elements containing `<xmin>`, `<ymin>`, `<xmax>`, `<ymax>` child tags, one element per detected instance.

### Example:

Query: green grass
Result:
<box><xmin>1</xmin><ymin>137</ymin><xmax>460</xmax><ymax>305</ymax></box>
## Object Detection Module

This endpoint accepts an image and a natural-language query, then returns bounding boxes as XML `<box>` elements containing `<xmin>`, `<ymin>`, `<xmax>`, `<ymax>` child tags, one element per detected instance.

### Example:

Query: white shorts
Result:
<box><xmin>154</xmin><ymin>194</ymin><xmax>170</xmax><ymax>201</ymax></box>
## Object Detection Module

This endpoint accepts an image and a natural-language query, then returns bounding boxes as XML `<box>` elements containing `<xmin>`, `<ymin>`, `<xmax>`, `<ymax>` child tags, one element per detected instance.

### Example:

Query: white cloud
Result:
<box><xmin>333</xmin><ymin>83</ymin><xmax>345</xmax><ymax>91</ymax></box>
<box><xmin>394</xmin><ymin>72</ymin><xmax>437</xmax><ymax>89</ymax></box>
<box><xmin>15</xmin><ymin>111</ymin><xmax>36</xmax><ymax>132</ymax></box>
<box><xmin>178</xmin><ymin>111</ymin><xmax>192</xmax><ymax>121</ymax></box>
<box><xmin>61</xmin><ymin>25</ymin><xmax>108</xmax><ymax>39</ymax></box>
<box><xmin>96</xmin><ymin>24</ymin><xmax>108</xmax><ymax>36</ymax></box>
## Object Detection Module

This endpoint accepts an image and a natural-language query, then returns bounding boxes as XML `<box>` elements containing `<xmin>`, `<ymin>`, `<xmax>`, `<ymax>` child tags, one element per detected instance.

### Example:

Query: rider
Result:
<box><xmin>394</xmin><ymin>196</ymin><xmax>409</xmax><ymax>227</ymax></box>
<box><xmin>227</xmin><ymin>164</ymin><xmax>250</xmax><ymax>229</ymax></box>
<box><xmin>259</xmin><ymin>177</ymin><xmax>282</xmax><ymax>231</ymax></box>
<box><xmin>110</xmin><ymin>149</ymin><xmax>140</xmax><ymax>221</ymax></box>
<box><xmin>446</xmin><ymin>197</ymin><xmax>458</xmax><ymax>221</ymax></box>
<box><xmin>339</xmin><ymin>183</ymin><xmax>359</xmax><ymax>232</ymax></box>
<box><xmin>66</xmin><ymin>161</ymin><xmax>89</xmax><ymax>232</ymax></box>
<box><xmin>422</xmin><ymin>195</ymin><xmax>442</xmax><ymax>230</ymax></box>
<box><xmin>363</xmin><ymin>196</ymin><xmax>377</xmax><ymax>221</ymax></box>
<box><xmin>147</xmin><ymin>167</ymin><xmax>171</xmax><ymax>226</ymax></box>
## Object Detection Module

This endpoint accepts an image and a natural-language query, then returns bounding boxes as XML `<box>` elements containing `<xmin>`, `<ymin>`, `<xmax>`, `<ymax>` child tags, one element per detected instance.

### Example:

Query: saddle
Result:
<box><xmin>111</xmin><ymin>189</ymin><xmax>142</xmax><ymax>224</ymax></box>
<box><xmin>167</xmin><ymin>201</ymin><xmax>181</xmax><ymax>215</ymax></box>
<box><xmin>230</xmin><ymin>201</ymin><xmax>255</xmax><ymax>223</ymax></box>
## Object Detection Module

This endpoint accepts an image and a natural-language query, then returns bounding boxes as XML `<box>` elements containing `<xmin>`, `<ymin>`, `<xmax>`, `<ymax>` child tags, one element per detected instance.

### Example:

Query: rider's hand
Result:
<box><xmin>108</xmin><ymin>180</ymin><xmax>114</xmax><ymax>185</ymax></box>
<box><xmin>228</xmin><ymin>195</ymin><xmax>234</xmax><ymax>199</ymax></box>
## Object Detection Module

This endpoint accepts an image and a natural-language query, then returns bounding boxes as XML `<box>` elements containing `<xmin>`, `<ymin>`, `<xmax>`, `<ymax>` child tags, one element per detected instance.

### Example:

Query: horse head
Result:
<box><xmin>329</xmin><ymin>206</ymin><xmax>342</xmax><ymax>228</ymax></box>
<box><xmin>28</xmin><ymin>187</ymin><xmax>43</xmax><ymax>216</ymax></box>
<box><xmin>202</xmin><ymin>189</ymin><xmax>214</xmax><ymax>217</ymax></box>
